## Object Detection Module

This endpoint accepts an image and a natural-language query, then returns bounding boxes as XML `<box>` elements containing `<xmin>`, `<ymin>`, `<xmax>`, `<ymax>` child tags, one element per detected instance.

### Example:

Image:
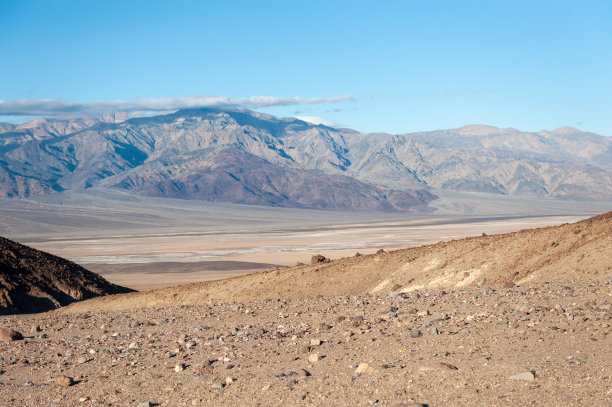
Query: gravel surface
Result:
<box><xmin>1</xmin><ymin>281</ymin><xmax>610</xmax><ymax>406</ymax></box>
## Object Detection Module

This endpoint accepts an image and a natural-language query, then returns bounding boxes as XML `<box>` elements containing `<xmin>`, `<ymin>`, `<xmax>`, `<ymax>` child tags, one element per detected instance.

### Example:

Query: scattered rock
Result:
<box><xmin>308</xmin><ymin>354</ymin><xmax>320</xmax><ymax>363</ymax></box>
<box><xmin>481</xmin><ymin>287</ymin><xmax>495</xmax><ymax>295</ymax></box>
<box><xmin>311</xmin><ymin>254</ymin><xmax>330</xmax><ymax>264</ymax></box>
<box><xmin>355</xmin><ymin>363</ymin><xmax>378</xmax><ymax>374</ymax></box>
<box><xmin>0</xmin><ymin>328</ymin><xmax>23</xmax><ymax>342</ymax></box>
<box><xmin>508</xmin><ymin>371</ymin><xmax>535</xmax><ymax>381</ymax></box>
<box><xmin>419</xmin><ymin>362</ymin><xmax>458</xmax><ymax>372</ymax></box>
<box><xmin>410</xmin><ymin>329</ymin><xmax>423</xmax><ymax>338</ymax></box>
<box><xmin>56</xmin><ymin>375</ymin><xmax>74</xmax><ymax>387</ymax></box>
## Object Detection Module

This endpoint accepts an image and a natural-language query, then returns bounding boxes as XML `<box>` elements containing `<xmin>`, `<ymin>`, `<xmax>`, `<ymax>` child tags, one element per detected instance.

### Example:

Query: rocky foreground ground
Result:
<box><xmin>1</xmin><ymin>280</ymin><xmax>610</xmax><ymax>406</ymax></box>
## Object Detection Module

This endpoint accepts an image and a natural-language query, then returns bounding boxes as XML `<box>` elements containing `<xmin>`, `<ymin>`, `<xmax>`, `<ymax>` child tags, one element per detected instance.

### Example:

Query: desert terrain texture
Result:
<box><xmin>0</xmin><ymin>212</ymin><xmax>610</xmax><ymax>406</ymax></box>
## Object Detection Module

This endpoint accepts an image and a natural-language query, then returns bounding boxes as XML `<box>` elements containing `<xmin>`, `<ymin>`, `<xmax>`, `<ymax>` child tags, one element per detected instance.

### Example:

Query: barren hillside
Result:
<box><xmin>0</xmin><ymin>237</ymin><xmax>133</xmax><ymax>314</ymax></box>
<box><xmin>60</xmin><ymin>211</ymin><xmax>612</xmax><ymax>314</ymax></box>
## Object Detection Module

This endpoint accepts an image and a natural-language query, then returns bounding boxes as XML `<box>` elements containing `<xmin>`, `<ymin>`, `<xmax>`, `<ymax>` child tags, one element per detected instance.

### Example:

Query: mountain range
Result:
<box><xmin>1</xmin><ymin>108</ymin><xmax>610</xmax><ymax>210</ymax></box>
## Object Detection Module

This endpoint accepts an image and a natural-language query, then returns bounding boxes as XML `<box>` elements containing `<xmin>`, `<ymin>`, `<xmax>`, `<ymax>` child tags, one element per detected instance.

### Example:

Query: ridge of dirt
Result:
<box><xmin>59</xmin><ymin>211</ymin><xmax>612</xmax><ymax>314</ymax></box>
<box><xmin>0</xmin><ymin>236</ymin><xmax>133</xmax><ymax>315</ymax></box>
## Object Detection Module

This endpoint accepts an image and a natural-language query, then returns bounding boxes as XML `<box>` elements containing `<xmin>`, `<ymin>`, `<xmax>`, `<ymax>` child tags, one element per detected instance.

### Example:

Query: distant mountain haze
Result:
<box><xmin>0</xmin><ymin>108</ymin><xmax>610</xmax><ymax>209</ymax></box>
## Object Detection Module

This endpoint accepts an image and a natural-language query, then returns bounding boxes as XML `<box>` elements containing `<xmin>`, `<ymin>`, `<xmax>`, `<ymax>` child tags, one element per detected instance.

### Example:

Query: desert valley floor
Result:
<box><xmin>0</xmin><ymin>194</ymin><xmax>610</xmax><ymax>406</ymax></box>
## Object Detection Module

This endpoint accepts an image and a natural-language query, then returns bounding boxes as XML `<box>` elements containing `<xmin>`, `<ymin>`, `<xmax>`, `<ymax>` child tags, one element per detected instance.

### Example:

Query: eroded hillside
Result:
<box><xmin>60</xmin><ymin>211</ymin><xmax>612</xmax><ymax>313</ymax></box>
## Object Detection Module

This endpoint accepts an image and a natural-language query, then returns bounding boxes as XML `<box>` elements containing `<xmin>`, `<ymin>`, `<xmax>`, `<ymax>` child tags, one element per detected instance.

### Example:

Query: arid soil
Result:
<box><xmin>59</xmin><ymin>212</ymin><xmax>612</xmax><ymax>312</ymax></box>
<box><xmin>0</xmin><ymin>282</ymin><xmax>610</xmax><ymax>406</ymax></box>
<box><xmin>25</xmin><ymin>214</ymin><xmax>595</xmax><ymax>292</ymax></box>
<box><xmin>0</xmin><ymin>213</ymin><xmax>610</xmax><ymax>406</ymax></box>
<box><xmin>85</xmin><ymin>261</ymin><xmax>281</xmax><ymax>292</ymax></box>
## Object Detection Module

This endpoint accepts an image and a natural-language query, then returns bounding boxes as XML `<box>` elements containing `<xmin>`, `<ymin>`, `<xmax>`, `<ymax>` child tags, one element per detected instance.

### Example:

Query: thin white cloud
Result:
<box><xmin>0</xmin><ymin>95</ymin><xmax>354</xmax><ymax>117</ymax></box>
<box><xmin>295</xmin><ymin>116</ymin><xmax>344</xmax><ymax>128</ymax></box>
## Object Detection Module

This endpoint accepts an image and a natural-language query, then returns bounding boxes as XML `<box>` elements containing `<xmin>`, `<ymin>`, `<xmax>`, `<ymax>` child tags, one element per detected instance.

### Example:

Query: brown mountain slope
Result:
<box><xmin>0</xmin><ymin>236</ymin><xmax>133</xmax><ymax>314</ymax></box>
<box><xmin>60</xmin><ymin>212</ymin><xmax>612</xmax><ymax>313</ymax></box>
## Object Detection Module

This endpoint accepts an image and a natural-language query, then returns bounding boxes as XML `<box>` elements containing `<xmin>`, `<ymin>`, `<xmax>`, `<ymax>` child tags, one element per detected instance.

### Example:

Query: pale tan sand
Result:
<box><xmin>25</xmin><ymin>215</ymin><xmax>588</xmax><ymax>290</ymax></box>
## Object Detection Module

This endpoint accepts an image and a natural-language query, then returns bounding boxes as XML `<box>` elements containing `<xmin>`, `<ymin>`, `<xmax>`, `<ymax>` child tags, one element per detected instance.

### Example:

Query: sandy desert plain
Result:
<box><xmin>0</xmin><ymin>190</ymin><xmax>611</xmax><ymax>407</ymax></box>
<box><xmin>1</xmin><ymin>189</ymin><xmax>610</xmax><ymax>291</ymax></box>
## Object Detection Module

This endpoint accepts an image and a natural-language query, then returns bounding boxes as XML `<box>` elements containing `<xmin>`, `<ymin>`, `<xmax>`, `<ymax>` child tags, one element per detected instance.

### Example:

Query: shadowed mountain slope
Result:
<box><xmin>121</xmin><ymin>148</ymin><xmax>435</xmax><ymax>211</ymax></box>
<box><xmin>0</xmin><ymin>236</ymin><xmax>134</xmax><ymax>314</ymax></box>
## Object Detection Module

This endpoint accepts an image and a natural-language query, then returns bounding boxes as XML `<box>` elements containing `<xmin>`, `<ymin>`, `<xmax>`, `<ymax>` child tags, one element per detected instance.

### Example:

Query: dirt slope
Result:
<box><xmin>60</xmin><ymin>212</ymin><xmax>612</xmax><ymax>314</ymax></box>
<box><xmin>0</xmin><ymin>236</ymin><xmax>133</xmax><ymax>314</ymax></box>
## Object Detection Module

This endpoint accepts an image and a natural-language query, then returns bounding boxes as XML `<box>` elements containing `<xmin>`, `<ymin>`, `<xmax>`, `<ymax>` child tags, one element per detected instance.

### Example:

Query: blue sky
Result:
<box><xmin>1</xmin><ymin>0</ymin><xmax>611</xmax><ymax>135</ymax></box>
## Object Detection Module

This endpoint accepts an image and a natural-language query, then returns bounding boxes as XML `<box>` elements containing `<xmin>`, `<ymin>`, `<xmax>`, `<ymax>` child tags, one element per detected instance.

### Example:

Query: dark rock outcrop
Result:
<box><xmin>0</xmin><ymin>236</ymin><xmax>133</xmax><ymax>314</ymax></box>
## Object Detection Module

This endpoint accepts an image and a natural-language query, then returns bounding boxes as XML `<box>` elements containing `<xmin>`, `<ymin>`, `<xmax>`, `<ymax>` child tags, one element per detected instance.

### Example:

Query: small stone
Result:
<box><xmin>0</xmin><ymin>328</ymin><xmax>23</xmax><ymax>342</ymax></box>
<box><xmin>136</xmin><ymin>403</ymin><xmax>152</xmax><ymax>407</ymax></box>
<box><xmin>355</xmin><ymin>363</ymin><xmax>378</xmax><ymax>374</ymax></box>
<box><xmin>31</xmin><ymin>325</ymin><xmax>42</xmax><ymax>333</ymax></box>
<box><xmin>310</xmin><ymin>339</ymin><xmax>321</xmax><ymax>346</ymax></box>
<box><xmin>481</xmin><ymin>287</ymin><xmax>495</xmax><ymax>295</ymax></box>
<box><xmin>569</xmin><ymin>358</ymin><xmax>586</xmax><ymax>365</ymax></box>
<box><xmin>419</xmin><ymin>362</ymin><xmax>458</xmax><ymax>372</ymax></box>
<box><xmin>196</xmin><ymin>366</ymin><xmax>214</xmax><ymax>375</ymax></box>
<box><xmin>308</xmin><ymin>354</ymin><xmax>320</xmax><ymax>363</ymax></box>
<box><xmin>429</xmin><ymin>327</ymin><xmax>439</xmax><ymax>335</ymax></box>
<box><xmin>175</xmin><ymin>363</ymin><xmax>185</xmax><ymax>372</ymax></box>
<box><xmin>56</xmin><ymin>375</ymin><xmax>74</xmax><ymax>387</ymax></box>
<box><xmin>299</xmin><ymin>369</ymin><xmax>311</xmax><ymax>377</ymax></box>
<box><xmin>211</xmin><ymin>382</ymin><xmax>224</xmax><ymax>389</ymax></box>
<box><xmin>77</xmin><ymin>356</ymin><xmax>87</xmax><ymax>364</ymax></box>
<box><xmin>225</xmin><ymin>377</ymin><xmax>234</xmax><ymax>384</ymax></box>
<box><xmin>311</xmin><ymin>254</ymin><xmax>329</xmax><ymax>264</ymax></box>
<box><xmin>376</xmin><ymin>249</ymin><xmax>385</xmax><ymax>254</ymax></box>
<box><xmin>79</xmin><ymin>397</ymin><xmax>90</xmax><ymax>402</ymax></box>
<box><xmin>508</xmin><ymin>371</ymin><xmax>535</xmax><ymax>381</ymax></box>
<box><xmin>410</xmin><ymin>330</ymin><xmax>423</xmax><ymax>338</ymax></box>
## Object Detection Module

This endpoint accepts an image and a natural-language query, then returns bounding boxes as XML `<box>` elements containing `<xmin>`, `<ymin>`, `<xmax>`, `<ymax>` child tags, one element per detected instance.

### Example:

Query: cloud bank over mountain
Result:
<box><xmin>0</xmin><ymin>95</ymin><xmax>354</xmax><ymax>118</ymax></box>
